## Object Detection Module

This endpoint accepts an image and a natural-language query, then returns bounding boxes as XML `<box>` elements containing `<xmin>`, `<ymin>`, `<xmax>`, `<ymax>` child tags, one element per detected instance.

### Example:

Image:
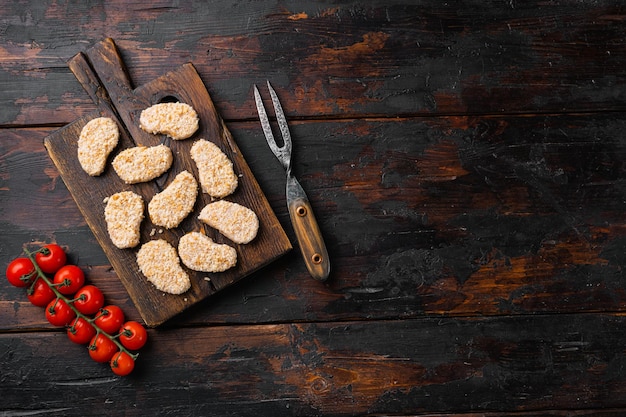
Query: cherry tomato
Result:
<box><xmin>88</xmin><ymin>333</ymin><xmax>118</xmax><ymax>363</ymax></box>
<box><xmin>67</xmin><ymin>317</ymin><xmax>96</xmax><ymax>345</ymax></box>
<box><xmin>110</xmin><ymin>351</ymin><xmax>135</xmax><ymax>376</ymax></box>
<box><xmin>53</xmin><ymin>265</ymin><xmax>85</xmax><ymax>295</ymax></box>
<box><xmin>35</xmin><ymin>244</ymin><xmax>67</xmax><ymax>274</ymax></box>
<box><xmin>27</xmin><ymin>278</ymin><xmax>56</xmax><ymax>307</ymax></box>
<box><xmin>94</xmin><ymin>305</ymin><xmax>125</xmax><ymax>335</ymax></box>
<box><xmin>72</xmin><ymin>285</ymin><xmax>105</xmax><ymax>315</ymax></box>
<box><xmin>119</xmin><ymin>321</ymin><xmax>148</xmax><ymax>350</ymax></box>
<box><xmin>6</xmin><ymin>257</ymin><xmax>36</xmax><ymax>287</ymax></box>
<box><xmin>45</xmin><ymin>298</ymin><xmax>76</xmax><ymax>327</ymax></box>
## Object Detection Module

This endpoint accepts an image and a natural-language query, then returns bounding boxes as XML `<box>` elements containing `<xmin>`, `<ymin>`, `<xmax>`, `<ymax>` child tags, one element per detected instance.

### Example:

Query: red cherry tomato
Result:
<box><xmin>27</xmin><ymin>278</ymin><xmax>56</xmax><ymax>307</ymax></box>
<box><xmin>35</xmin><ymin>244</ymin><xmax>67</xmax><ymax>274</ymax></box>
<box><xmin>94</xmin><ymin>305</ymin><xmax>125</xmax><ymax>335</ymax></box>
<box><xmin>72</xmin><ymin>285</ymin><xmax>105</xmax><ymax>315</ymax></box>
<box><xmin>6</xmin><ymin>257</ymin><xmax>36</xmax><ymax>287</ymax></box>
<box><xmin>119</xmin><ymin>321</ymin><xmax>148</xmax><ymax>350</ymax></box>
<box><xmin>67</xmin><ymin>317</ymin><xmax>97</xmax><ymax>345</ymax></box>
<box><xmin>45</xmin><ymin>298</ymin><xmax>76</xmax><ymax>327</ymax></box>
<box><xmin>88</xmin><ymin>333</ymin><xmax>118</xmax><ymax>363</ymax></box>
<box><xmin>110</xmin><ymin>351</ymin><xmax>135</xmax><ymax>376</ymax></box>
<box><xmin>53</xmin><ymin>265</ymin><xmax>85</xmax><ymax>295</ymax></box>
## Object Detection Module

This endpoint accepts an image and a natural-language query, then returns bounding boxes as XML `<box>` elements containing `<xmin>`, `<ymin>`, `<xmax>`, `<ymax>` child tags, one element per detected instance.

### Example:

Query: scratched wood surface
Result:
<box><xmin>2</xmin><ymin>1</ymin><xmax>626</xmax><ymax>416</ymax></box>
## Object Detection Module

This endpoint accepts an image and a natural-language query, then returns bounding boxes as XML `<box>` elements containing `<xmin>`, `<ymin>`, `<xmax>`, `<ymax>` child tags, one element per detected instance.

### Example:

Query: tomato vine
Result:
<box><xmin>6</xmin><ymin>244</ymin><xmax>147</xmax><ymax>376</ymax></box>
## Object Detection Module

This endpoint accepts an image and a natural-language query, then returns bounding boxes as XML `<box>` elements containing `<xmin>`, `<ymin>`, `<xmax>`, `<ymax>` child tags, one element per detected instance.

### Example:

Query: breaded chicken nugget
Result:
<box><xmin>190</xmin><ymin>139</ymin><xmax>238</xmax><ymax>198</ymax></box>
<box><xmin>139</xmin><ymin>102</ymin><xmax>199</xmax><ymax>140</ymax></box>
<box><xmin>136</xmin><ymin>239</ymin><xmax>191</xmax><ymax>295</ymax></box>
<box><xmin>112</xmin><ymin>144</ymin><xmax>173</xmax><ymax>184</ymax></box>
<box><xmin>198</xmin><ymin>200</ymin><xmax>259</xmax><ymax>244</ymax></box>
<box><xmin>148</xmin><ymin>170</ymin><xmax>198</xmax><ymax>229</ymax></box>
<box><xmin>104</xmin><ymin>191</ymin><xmax>144</xmax><ymax>249</ymax></box>
<box><xmin>178</xmin><ymin>232</ymin><xmax>237</xmax><ymax>273</ymax></box>
<box><xmin>78</xmin><ymin>117</ymin><xmax>119</xmax><ymax>176</ymax></box>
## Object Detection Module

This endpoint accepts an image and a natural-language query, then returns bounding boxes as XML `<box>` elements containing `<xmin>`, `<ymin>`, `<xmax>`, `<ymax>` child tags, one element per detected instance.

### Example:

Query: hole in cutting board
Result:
<box><xmin>158</xmin><ymin>95</ymin><xmax>180</xmax><ymax>104</ymax></box>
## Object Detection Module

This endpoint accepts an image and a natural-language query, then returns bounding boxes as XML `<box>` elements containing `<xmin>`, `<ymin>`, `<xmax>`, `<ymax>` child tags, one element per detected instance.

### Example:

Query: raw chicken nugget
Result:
<box><xmin>198</xmin><ymin>200</ymin><xmax>259</xmax><ymax>244</ymax></box>
<box><xmin>78</xmin><ymin>117</ymin><xmax>119</xmax><ymax>176</ymax></box>
<box><xmin>178</xmin><ymin>232</ymin><xmax>237</xmax><ymax>273</ymax></box>
<box><xmin>104</xmin><ymin>191</ymin><xmax>144</xmax><ymax>249</ymax></box>
<box><xmin>190</xmin><ymin>139</ymin><xmax>238</xmax><ymax>198</ymax></box>
<box><xmin>136</xmin><ymin>239</ymin><xmax>191</xmax><ymax>295</ymax></box>
<box><xmin>112</xmin><ymin>144</ymin><xmax>173</xmax><ymax>184</ymax></box>
<box><xmin>139</xmin><ymin>102</ymin><xmax>199</xmax><ymax>140</ymax></box>
<box><xmin>148</xmin><ymin>170</ymin><xmax>198</xmax><ymax>229</ymax></box>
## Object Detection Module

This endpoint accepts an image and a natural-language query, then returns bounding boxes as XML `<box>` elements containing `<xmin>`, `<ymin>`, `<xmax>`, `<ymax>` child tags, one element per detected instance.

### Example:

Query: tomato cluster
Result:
<box><xmin>5</xmin><ymin>243</ymin><xmax>148</xmax><ymax>376</ymax></box>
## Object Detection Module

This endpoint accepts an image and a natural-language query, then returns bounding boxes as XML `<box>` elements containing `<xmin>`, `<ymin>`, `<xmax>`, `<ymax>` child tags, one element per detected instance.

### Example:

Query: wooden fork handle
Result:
<box><xmin>286</xmin><ymin>176</ymin><xmax>330</xmax><ymax>282</ymax></box>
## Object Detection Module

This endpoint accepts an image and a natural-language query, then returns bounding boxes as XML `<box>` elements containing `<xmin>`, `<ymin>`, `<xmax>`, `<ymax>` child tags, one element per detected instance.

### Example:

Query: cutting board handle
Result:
<box><xmin>68</xmin><ymin>38</ymin><xmax>134</xmax><ymax>108</ymax></box>
<box><xmin>86</xmin><ymin>38</ymin><xmax>134</xmax><ymax>95</ymax></box>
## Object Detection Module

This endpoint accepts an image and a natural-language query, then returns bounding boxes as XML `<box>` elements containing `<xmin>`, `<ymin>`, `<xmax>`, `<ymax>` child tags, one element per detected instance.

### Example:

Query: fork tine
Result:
<box><xmin>267</xmin><ymin>81</ymin><xmax>292</xmax><ymax>157</ymax></box>
<box><xmin>254</xmin><ymin>84</ymin><xmax>284</xmax><ymax>162</ymax></box>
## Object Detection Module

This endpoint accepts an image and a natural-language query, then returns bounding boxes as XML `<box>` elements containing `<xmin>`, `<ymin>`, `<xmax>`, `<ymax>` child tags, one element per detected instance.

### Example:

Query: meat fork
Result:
<box><xmin>254</xmin><ymin>81</ymin><xmax>330</xmax><ymax>281</ymax></box>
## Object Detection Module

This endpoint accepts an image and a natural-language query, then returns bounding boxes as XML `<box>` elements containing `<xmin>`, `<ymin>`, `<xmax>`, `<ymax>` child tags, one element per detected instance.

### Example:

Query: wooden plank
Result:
<box><xmin>3</xmin><ymin>110</ymin><xmax>626</xmax><ymax>329</ymax></box>
<box><xmin>2</xmin><ymin>1</ymin><xmax>626</xmax><ymax>125</ymax></box>
<box><xmin>42</xmin><ymin>39</ymin><xmax>291</xmax><ymax>326</ymax></box>
<box><xmin>3</xmin><ymin>314</ymin><xmax>626</xmax><ymax>415</ymax></box>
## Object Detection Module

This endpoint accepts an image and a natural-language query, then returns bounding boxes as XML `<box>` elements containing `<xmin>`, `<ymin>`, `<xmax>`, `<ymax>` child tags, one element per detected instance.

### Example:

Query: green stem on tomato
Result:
<box><xmin>48</xmin><ymin>278</ymin><xmax>72</xmax><ymax>291</ymax></box>
<box><xmin>89</xmin><ymin>308</ymin><xmax>108</xmax><ymax>323</ymax></box>
<box><xmin>67</xmin><ymin>294</ymin><xmax>87</xmax><ymax>304</ymax></box>
<box><xmin>22</xmin><ymin>245</ymin><xmax>139</xmax><ymax>362</ymax></box>
<box><xmin>87</xmin><ymin>329</ymin><xmax>139</xmax><ymax>361</ymax></box>
<box><xmin>47</xmin><ymin>297</ymin><xmax>60</xmax><ymax>314</ymax></box>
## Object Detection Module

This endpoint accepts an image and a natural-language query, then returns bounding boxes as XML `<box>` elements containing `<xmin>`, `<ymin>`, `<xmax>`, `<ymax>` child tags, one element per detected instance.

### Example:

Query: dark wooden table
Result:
<box><xmin>2</xmin><ymin>1</ymin><xmax>626</xmax><ymax>416</ymax></box>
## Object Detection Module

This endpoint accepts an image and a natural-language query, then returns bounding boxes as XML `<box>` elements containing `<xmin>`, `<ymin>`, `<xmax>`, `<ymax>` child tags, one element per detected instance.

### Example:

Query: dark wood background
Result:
<box><xmin>2</xmin><ymin>1</ymin><xmax>626</xmax><ymax>416</ymax></box>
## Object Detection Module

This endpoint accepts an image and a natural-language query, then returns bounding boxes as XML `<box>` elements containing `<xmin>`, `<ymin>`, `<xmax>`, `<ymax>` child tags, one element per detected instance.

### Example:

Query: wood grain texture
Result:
<box><xmin>2</xmin><ymin>1</ymin><xmax>626</xmax><ymax>416</ymax></box>
<box><xmin>3</xmin><ymin>112</ymin><xmax>626</xmax><ymax>329</ymax></box>
<box><xmin>3</xmin><ymin>314</ymin><xmax>626</xmax><ymax>416</ymax></box>
<box><xmin>1</xmin><ymin>1</ymin><xmax>626</xmax><ymax>125</ymax></box>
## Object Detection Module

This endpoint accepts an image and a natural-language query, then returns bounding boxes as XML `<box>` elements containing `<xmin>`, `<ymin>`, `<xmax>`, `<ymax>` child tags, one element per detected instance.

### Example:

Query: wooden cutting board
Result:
<box><xmin>44</xmin><ymin>38</ymin><xmax>291</xmax><ymax>327</ymax></box>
